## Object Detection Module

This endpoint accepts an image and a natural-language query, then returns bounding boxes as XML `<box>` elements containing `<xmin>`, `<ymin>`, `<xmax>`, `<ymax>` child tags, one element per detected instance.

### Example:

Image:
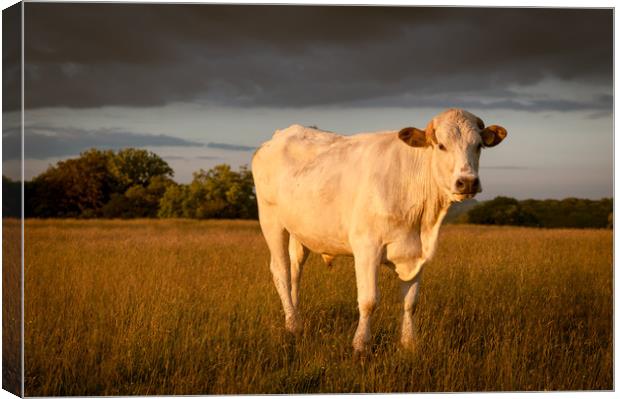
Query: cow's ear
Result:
<box><xmin>480</xmin><ymin>125</ymin><xmax>507</xmax><ymax>147</ymax></box>
<box><xmin>398</xmin><ymin>127</ymin><xmax>430</xmax><ymax>147</ymax></box>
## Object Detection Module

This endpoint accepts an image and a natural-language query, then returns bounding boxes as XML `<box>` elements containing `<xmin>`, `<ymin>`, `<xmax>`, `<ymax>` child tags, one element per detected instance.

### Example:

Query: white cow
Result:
<box><xmin>252</xmin><ymin>108</ymin><xmax>507</xmax><ymax>354</ymax></box>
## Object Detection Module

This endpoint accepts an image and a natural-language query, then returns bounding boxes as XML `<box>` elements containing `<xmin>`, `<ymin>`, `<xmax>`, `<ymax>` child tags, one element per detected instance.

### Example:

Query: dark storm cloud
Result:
<box><xmin>3</xmin><ymin>3</ymin><xmax>21</xmax><ymax>112</ymax></box>
<box><xmin>22</xmin><ymin>4</ymin><xmax>612</xmax><ymax>111</ymax></box>
<box><xmin>2</xmin><ymin>126</ymin><xmax>203</xmax><ymax>159</ymax></box>
<box><xmin>342</xmin><ymin>92</ymin><xmax>613</xmax><ymax>113</ymax></box>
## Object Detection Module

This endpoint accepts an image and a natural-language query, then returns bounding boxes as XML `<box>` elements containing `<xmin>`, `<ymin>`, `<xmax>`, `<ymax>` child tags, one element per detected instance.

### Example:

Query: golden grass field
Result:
<box><xmin>2</xmin><ymin>220</ymin><xmax>22</xmax><ymax>396</ymax></box>
<box><xmin>15</xmin><ymin>219</ymin><xmax>613</xmax><ymax>395</ymax></box>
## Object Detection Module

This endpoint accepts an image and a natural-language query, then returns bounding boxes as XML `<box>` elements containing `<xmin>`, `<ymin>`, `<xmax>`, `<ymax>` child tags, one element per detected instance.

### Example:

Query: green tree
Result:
<box><xmin>102</xmin><ymin>176</ymin><xmax>175</xmax><ymax>218</ymax></box>
<box><xmin>467</xmin><ymin>196</ymin><xmax>539</xmax><ymax>226</ymax></box>
<box><xmin>29</xmin><ymin>149</ymin><xmax>117</xmax><ymax>217</ymax></box>
<box><xmin>180</xmin><ymin>164</ymin><xmax>257</xmax><ymax>219</ymax></box>
<box><xmin>2</xmin><ymin>176</ymin><xmax>21</xmax><ymax>218</ymax></box>
<box><xmin>28</xmin><ymin>148</ymin><xmax>174</xmax><ymax>218</ymax></box>
<box><xmin>158</xmin><ymin>184</ymin><xmax>189</xmax><ymax>218</ymax></box>
<box><xmin>468</xmin><ymin>196</ymin><xmax>612</xmax><ymax>228</ymax></box>
<box><xmin>109</xmin><ymin>148</ymin><xmax>174</xmax><ymax>192</ymax></box>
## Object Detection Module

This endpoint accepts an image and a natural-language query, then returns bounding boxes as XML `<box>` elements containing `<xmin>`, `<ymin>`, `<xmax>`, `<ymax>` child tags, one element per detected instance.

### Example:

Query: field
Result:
<box><xmin>2</xmin><ymin>220</ymin><xmax>22</xmax><ymax>396</ymax></box>
<box><xmin>21</xmin><ymin>219</ymin><xmax>612</xmax><ymax>395</ymax></box>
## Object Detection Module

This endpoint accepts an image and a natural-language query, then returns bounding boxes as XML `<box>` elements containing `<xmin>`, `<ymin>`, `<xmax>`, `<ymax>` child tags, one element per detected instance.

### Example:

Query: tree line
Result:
<box><xmin>459</xmin><ymin>196</ymin><xmax>612</xmax><ymax>229</ymax></box>
<box><xmin>3</xmin><ymin>148</ymin><xmax>257</xmax><ymax>219</ymax></box>
<box><xmin>1</xmin><ymin>148</ymin><xmax>613</xmax><ymax>228</ymax></box>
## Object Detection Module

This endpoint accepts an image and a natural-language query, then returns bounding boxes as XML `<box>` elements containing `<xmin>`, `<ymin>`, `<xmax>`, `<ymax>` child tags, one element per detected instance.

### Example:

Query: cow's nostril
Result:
<box><xmin>455</xmin><ymin>177</ymin><xmax>480</xmax><ymax>193</ymax></box>
<box><xmin>471</xmin><ymin>178</ymin><xmax>480</xmax><ymax>191</ymax></box>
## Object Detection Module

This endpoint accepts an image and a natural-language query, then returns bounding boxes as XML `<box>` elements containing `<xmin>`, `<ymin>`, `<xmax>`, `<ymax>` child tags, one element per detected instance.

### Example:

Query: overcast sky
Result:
<box><xmin>2</xmin><ymin>3</ymin><xmax>613</xmax><ymax>199</ymax></box>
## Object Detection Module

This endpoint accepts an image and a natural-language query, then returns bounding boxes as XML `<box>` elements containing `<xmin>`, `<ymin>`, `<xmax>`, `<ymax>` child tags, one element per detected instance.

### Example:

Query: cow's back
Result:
<box><xmin>252</xmin><ymin>124</ymin><xmax>346</xmax><ymax>204</ymax></box>
<box><xmin>252</xmin><ymin>124</ymin><xmax>397</xmax><ymax>202</ymax></box>
<box><xmin>252</xmin><ymin>124</ymin><xmax>399</xmax><ymax>254</ymax></box>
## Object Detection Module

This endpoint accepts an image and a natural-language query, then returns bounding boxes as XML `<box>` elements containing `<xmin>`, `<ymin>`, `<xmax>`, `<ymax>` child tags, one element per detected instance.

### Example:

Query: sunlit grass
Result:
<box><xmin>24</xmin><ymin>220</ymin><xmax>612</xmax><ymax>395</ymax></box>
<box><xmin>3</xmin><ymin>219</ymin><xmax>22</xmax><ymax>396</ymax></box>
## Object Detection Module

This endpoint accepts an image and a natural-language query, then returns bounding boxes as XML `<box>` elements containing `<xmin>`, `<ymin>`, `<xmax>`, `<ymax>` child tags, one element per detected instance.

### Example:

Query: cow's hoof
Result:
<box><xmin>285</xmin><ymin>317</ymin><xmax>303</xmax><ymax>336</ymax></box>
<box><xmin>400</xmin><ymin>339</ymin><xmax>417</xmax><ymax>352</ymax></box>
<box><xmin>352</xmin><ymin>339</ymin><xmax>371</xmax><ymax>361</ymax></box>
<box><xmin>353</xmin><ymin>348</ymin><xmax>371</xmax><ymax>363</ymax></box>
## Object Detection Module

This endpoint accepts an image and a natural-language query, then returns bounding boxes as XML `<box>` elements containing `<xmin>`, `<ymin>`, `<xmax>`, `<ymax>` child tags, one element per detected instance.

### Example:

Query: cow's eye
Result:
<box><xmin>438</xmin><ymin>144</ymin><xmax>447</xmax><ymax>151</ymax></box>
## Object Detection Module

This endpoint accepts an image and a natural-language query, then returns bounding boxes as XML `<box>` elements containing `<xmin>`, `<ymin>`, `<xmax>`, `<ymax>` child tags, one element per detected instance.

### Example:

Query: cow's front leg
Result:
<box><xmin>400</xmin><ymin>272</ymin><xmax>423</xmax><ymax>351</ymax></box>
<box><xmin>352</xmin><ymin>245</ymin><xmax>382</xmax><ymax>354</ymax></box>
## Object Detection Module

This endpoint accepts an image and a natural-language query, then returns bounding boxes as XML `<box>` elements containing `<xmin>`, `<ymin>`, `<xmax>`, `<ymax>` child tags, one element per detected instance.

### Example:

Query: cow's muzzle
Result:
<box><xmin>454</xmin><ymin>176</ymin><xmax>481</xmax><ymax>195</ymax></box>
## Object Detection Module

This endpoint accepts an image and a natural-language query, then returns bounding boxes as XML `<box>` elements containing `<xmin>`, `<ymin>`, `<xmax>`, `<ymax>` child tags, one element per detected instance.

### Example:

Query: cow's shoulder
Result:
<box><xmin>270</xmin><ymin>125</ymin><xmax>346</xmax><ymax>164</ymax></box>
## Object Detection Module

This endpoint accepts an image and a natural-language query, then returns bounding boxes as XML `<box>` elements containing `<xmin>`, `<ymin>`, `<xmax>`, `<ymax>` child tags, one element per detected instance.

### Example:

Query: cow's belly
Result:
<box><xmin>282</xmin><ymin>210</ymin><xmax>352</xmax><ymax>255</ymax></box>
<box><xmin>276</xmin><ymin>170</ymin><xmax>355</xmax><ymax>255</ymax></box>
<box><xmin>293</xmin><ymin>232</ymin><xmax>352</xmax><ymax>256</ymax></box>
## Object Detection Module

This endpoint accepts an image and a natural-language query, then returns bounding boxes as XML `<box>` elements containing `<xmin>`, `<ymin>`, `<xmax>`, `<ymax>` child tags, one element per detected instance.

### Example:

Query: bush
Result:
<box><xmin>467</xmin><ymin>196</ymin><xmax>612</xmax><ymax>229</ymax></box>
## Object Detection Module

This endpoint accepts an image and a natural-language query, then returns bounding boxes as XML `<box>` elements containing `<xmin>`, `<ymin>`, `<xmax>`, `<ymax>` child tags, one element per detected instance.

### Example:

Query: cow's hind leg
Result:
<box><xmin>258</xmin><ymin>214</ymin><xmax>301</xmax><ymax>335</ymax></box>
<box><xmin>289</xmin><ymin>236</ymin><xmax>309</xmax><ymax>311</ymax></box>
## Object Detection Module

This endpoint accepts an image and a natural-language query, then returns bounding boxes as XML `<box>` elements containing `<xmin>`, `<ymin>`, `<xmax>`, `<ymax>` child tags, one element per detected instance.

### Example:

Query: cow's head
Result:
<box><xmin>398</xmin><ymin>108</ymin><xmax>507</xmax><ymax>202</ymax></box>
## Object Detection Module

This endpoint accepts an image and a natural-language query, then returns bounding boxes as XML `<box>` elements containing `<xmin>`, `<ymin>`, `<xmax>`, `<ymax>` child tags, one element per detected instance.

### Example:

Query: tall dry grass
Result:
<box><xmin>3</xmin><ymin>219</ymin><xmax>22</xmax><ymax>396</ymax></box>
<box><xmin>24</xmin><ymin>220</ymin><xmax>612</xmax><ymax>395</ymax></box>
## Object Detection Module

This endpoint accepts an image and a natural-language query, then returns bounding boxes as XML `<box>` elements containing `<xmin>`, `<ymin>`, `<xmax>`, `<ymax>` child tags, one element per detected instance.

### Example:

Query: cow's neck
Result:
<box><xmin>403</xmin><ymin>147</ymin><xmax>451</xmax><ymax>256</ymax></box>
